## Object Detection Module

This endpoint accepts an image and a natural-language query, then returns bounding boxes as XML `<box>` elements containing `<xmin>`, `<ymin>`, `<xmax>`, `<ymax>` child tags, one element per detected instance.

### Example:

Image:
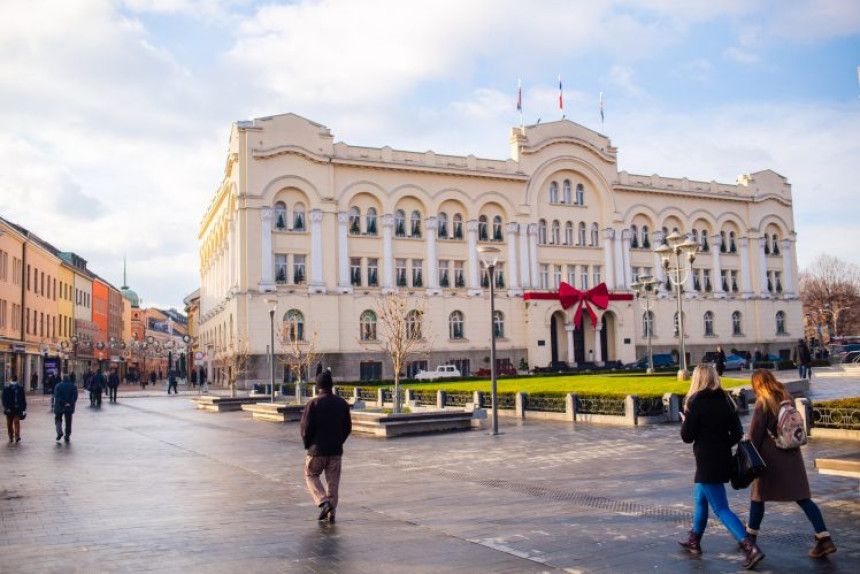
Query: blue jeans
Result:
<box><xmin>692</xmin><ymin>483</ymin><xmax>747</xmax><ymax>541</ymax></box>
<box><xmin>748</xmin><ymin>499</ymin><xmax>827</xmax><ymax>533</ymax></box>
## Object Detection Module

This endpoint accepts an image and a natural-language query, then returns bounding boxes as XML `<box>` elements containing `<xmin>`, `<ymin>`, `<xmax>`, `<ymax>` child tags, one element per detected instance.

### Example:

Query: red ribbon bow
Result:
<box><xmin>558</xmin><ymin>282</ymin><xmax>609</xmax><ymax>328</ymax></box>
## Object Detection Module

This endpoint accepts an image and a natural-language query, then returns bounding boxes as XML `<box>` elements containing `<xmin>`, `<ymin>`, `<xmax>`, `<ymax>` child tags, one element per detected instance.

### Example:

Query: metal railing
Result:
<box><xmin>446</xmin><ymin>392</ymin><xmax>472</xmax><ymax>407</ymax></box>
<box><xmin>812</xmin><ymin>405</ymin><xmax>860</xmax><ymax>430</ymax></box>
<box><xmin>526</xmin><ymin>395</ymin><xmax>566</xmax><ymax>413</ymax></box>
<box><xmin>577</xmin><ymin>396</ymin><xmax>625</xmax><ymax>416</ymax></box>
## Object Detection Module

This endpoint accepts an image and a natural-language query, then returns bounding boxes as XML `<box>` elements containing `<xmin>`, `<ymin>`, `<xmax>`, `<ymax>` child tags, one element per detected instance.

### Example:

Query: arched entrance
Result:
<box><xmin>551</xmin><ymin>311</ymin><xmax>586</xmax><ymax>366</ymax></box>
<box><xmin>601</xmin><ymin>312</ymin><xmax>617</xmax><ymax>363</ymax></box>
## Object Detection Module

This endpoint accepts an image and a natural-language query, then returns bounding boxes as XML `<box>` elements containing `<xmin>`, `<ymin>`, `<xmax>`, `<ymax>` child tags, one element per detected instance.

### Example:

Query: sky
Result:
<box><xmin>0</xmin><ymin>0</ymin><xmax>858</xmax><ymax>309</ymax></box>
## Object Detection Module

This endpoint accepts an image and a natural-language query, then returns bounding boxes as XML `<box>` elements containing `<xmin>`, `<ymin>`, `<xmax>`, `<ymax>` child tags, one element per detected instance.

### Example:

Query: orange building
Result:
<box><xmin>92</xmin><ymin>278</ymin><xmax>109</xmax><ymax>366</ymax></box>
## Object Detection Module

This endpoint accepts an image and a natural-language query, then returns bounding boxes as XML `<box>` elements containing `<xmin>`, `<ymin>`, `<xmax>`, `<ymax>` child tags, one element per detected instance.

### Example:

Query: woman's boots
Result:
<box><xmin>739</xmin><ymin>537</ymin><xmax>765</xmax><ymax>570</ymax></box>
<box><xmin>809</xmin><ymin>533</ymin><xmax>837</xmax><ymax>558</ymax></box>
<box><xmin>678</xmin><ymin>530</ymin><xmax>702</xmax><ymax>554</ymax></box>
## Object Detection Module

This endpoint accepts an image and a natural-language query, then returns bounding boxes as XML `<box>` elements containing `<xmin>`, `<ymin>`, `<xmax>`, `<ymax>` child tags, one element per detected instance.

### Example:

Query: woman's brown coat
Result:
<box><xmin>749</xmin><ymin>400</ymin><xmax>811</xmax><ymax>502</ymax></box>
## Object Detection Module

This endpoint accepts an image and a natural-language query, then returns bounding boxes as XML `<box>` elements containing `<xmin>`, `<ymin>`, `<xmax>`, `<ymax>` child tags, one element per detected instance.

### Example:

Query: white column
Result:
<box><xmin>506</xmin><ymin>222</ymin><xmax>520</xmax><ymax>294</ymax></box>
<box><xmin>528</xmin><ymin>224</ymin><xmax>539</xmax><ymax>289</ymax></box>
<box><xmin>620</xmin><ymin>229</ymin><xmax>632</xmax><ymax>288</ymax></box>
<box><xmin>603</xmin><ymin>228</ymin><xmax>616</xmax><ymax>289</ymax></box>
<box><xmin>652</xmin><ymin>230</ymin><xmax>666</xmax><ymax>296</ymax></box>
<box><xmin>758</xmin><ymin>236</ymin><xmax>770</xmax><ymax>298</ymax></box>
<box><xmin>519</xmin><ymin>223</ymin><xmax>531</xmax><ymax>288</ymax></box>
<box><xmin>259</xmin><ymin>207</ymin><xmax>275</xmax><ymax>292</ymax></box>
<box><xmin>684</xmin><ymin>233</ymin><xmax>697</xmax><ymax>299</ymax></box>
<box><xmin>336</xmin><ymin>212</ymin><xmax>352</xmax><ymax>294</ymax></box>
<box><xmin>613</xmin><ymin>228</ymin><xmax>624</xmax><ymax>290</ymax></box>
<box><xmin>382</xmin><ymin>214</ymin><xmax>395</xmax><ymax>293</ymax></box>
<box><xmin>309</xmin><ymin>209</ymin><xmax>326</xmax><ymax>293</ymax></box>
<box><xmin>425</xmin><ymin>217</ymin><xmax>441</xmax><ymax>295</ymax></box>
<box><xmin>228</xmin><ymin>217</ymin><xmax>236</xmax><ymax>290</ymax></box>
<box><xmin>782</xmin><ymin>238</ymin><xmax>794</xmax><ymax>297</ymax></box>
<box><xmin>739</xmin><ymin>237</ymin><xmax>753</xmax><ymax>298</ymax></box>
<box><xmin>467</xmin><ymin>220</ymin><xmax>481</xmax><ymax>295</ymax></box>
<box><xmin>711</xmin><ymin>234</ymin><xmax>725</xmax><ymax>299</ymax></box>
<box><xmin>565</xmin><ymin>325</ymin><xmax>577</xmax><ymax>367</ymax></box>
<box><xmin>593</xmin><ymin>322</ymin><xmax>604</xmax><ymax>365</ymax></box>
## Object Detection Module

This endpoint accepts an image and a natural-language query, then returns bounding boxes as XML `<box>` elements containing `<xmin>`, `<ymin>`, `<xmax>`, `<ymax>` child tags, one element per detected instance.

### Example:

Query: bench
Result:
<box><xmin>814</xmin><ymin>458</ymin><xmax>860</xmax><ymax>486</ymax></box>
<box><xmin>190</xmin><ymin>396</ymin><xmax>259</xmax><ymax>412</ymax></box>
<box><xmin>240</xmin><ymin>402</ymin><xmax>305</xmax><ymax>422</ymax></box>
<box><xmin>351</xmin><ymin>409</ymin><xmax>474</xmax><ymax>438</ymax></box>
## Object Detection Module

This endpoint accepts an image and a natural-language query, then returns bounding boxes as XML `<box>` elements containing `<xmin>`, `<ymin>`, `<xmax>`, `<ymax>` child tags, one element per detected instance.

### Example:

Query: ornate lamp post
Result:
<box><xmin>266</xmin><ymin>299</ymin><xmax>278</xmax><ymax>403</ymax></box>
<box><xmin>477</xmin><ymin>245</ymin><xmax>501</xmax><ymax>436</ymax></box>
<box><xmin>630</xmin><ymin>275</ymin><xmax>661</xmax><ymax>374</ymax></box>
<box><xmin>654</xmin><ymin>232</ymin><xmax>699</xmax><ymax>381</ymax></box>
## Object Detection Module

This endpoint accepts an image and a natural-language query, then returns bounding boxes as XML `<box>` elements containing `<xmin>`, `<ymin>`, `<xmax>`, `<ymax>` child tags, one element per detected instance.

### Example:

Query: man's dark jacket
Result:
<box><xmin>2</xmin><ymin>384</ymin><xmax>26</xmax><ymax>416</ymax></box>
<box><xmin>300</xmin><ymin>391</ymin><xmax>351</xmax><ymax>456</ymax></box>
<box><xmin>54</xmin><ymin>380</ymin><xmax>79</xmax><ymax>415</ymax></box>
<box><xmin>107</xmin><ymin>372</ymin><xmax>120</xmax><ymax>388</ymax></box>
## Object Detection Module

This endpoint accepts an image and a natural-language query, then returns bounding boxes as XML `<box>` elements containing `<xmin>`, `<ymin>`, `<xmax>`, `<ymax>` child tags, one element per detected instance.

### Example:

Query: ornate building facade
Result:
<box><xmin>198</xmin><ymin>113</ymin><xmax>800</xmax><ymax>383</ymax></box>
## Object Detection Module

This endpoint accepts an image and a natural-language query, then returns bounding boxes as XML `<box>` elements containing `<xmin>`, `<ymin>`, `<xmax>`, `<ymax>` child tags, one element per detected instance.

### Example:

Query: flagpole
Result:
<box><xmin>559</xmin><ymin>74</ymin><xmax>564</xmax><ymax>120</ymax></box>
<box><xmin>599</xmin><ymin>91</ymin><xmax>605</xmax><ymax>131</ymax></box>
<box><xmin>517</xmin><ymin>79</ymin><xmax>523</xmax><ymax>129</ymax></box>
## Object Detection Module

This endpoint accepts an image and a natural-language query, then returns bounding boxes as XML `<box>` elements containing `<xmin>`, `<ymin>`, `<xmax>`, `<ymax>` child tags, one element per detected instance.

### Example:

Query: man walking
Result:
<box><xmin>794</xmin><ymin>338</ymin><xmax>813</xmax><ymax>379</ymax></box>
<box><xmin>107</xmin><ymin>369</ymin><xmax>120</xmax><ymax>403</ymax></box>
<box><xmin>2</xmin><ymin>375</ymin><xmax>27</xmax><ymax>443</ymax></box>
<box><xmin>89</xmin><ymin>369</ymin><xmax>105</xmax><ymax>408</ymax></box>
<box><xmin>53</xmin><ymin>374</ymin><xmax>78</xmax><ymax>443</ymax></box>
<box><xmin>300</xmin><ymin>369</ymin><xmax>351</xmax><ymax>523</ymax></box>
<box><xmin>167</xmin><ymin>370</ymin><xmax>178</xmax><ymax>395</ymax></box>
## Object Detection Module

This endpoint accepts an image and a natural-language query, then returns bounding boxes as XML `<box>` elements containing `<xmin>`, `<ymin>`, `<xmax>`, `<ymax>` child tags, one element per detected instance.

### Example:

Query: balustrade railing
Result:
<box><xmin>812</xmin><ymin>404</ymin><xmax>860</xmax><ymax>430</ymax></box>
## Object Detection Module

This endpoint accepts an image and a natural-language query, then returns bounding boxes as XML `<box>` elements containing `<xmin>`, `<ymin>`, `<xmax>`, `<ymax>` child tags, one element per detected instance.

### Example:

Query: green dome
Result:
<box><xmin>121</xmin><ymin>286</ymin><xmax>140</xmax><ymax>308</ymax></box>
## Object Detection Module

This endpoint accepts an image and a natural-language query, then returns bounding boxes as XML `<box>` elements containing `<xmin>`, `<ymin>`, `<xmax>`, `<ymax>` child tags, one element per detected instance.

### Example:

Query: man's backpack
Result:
<box><xmin>770</xmin><ymin>400</ymin><xmax>808</xmax><ymax>449</ymax></box>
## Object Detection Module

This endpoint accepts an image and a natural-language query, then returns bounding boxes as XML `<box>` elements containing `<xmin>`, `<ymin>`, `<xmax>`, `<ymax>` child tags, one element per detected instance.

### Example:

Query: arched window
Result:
<box><xmin>349</xmin><ymin>206</ymin><xmax>361</xmax><ymax>235</ymax></box>
<box><xmin>274</xmin><ymin>201</ymin><xmax>287</xmax><ymax>230</ymax></box>
<box><xmin>776</xmin><ymin>311</ymin><xmax>786</xmax><ymax>335</ymax></box>
<box><xmin>449</xmin><ymin>311</ymin><xmax>464</xmax><ymax>339</ymax></box>
<box><xmin>591</xmin><ymin>223</ymin><xmax>599</xmax><ymax>246</ymax></box>
<box><xmin>478</xmin><ymin>215</ymin><xmax>488</xmax><ymax>241</ymax></box>
<box><xmin>284</xmin><ymin>309</ymin><xmax>305</xmax><ymax>342</ymax></box>
<box><xmin>394</xmin><ymin>209</ymin><xmax>406</xmax><ymax>237</ymax></box>
<box><xmin>701</xmin><ymin>230</ymin><xmax>710</xmax><ymax>252</ymax></box>
<box><xmin>293</xmin><ymin>203</ymin><xmax>306</xmax><ymax>231</ymax></box>
<box><xmin>704</xmin><ymin>311</ymin><xmax>715</xmax><ymax>336</ymax></box>
<box><xmin>732</xmin><ymin>311</ymin><xmax>743</xmax><ymax>336</ymax></box>
<box><xmin>538</xmin><ymin>219</ymin><xmax>547</xmax><ymax>244</ymax></box>
<box><xmin>643</xmin><ymin>311</ymin><xmax>654</xmax><ymax>337</ymax></box>
<box><xmin>492</xmin><ymin>215</ymin><xmax>503</xmax><ymax>241</ymax></box>
<box><xmin>406</xmin><ymin>310</ymin><xmax>422</xmax><ymax>339</ymax></box>
<box><xmin>562</xmin><ymin>179</ymin><xmax>572</xmax><ymax>204</ymax></box>
<box><xmin>662</xmin><ymin>226</ymin><xmax>669</xmax><ymax>245</ymax></box>
<box><xmin>720</xmin><ymin>231</ymin><xmax>727</xmax><ymax>253</ymax></box>
<box><xmin>772</xmin><ymin>234</ymin><xmax>780</xmax><ymax>255</ymax></box>
<box><xmin>578</xmin><ymin>222</ymin><xmax>586</xmax><ymax>246</ymax></box>
<box><xmin>366</xmin><ymin>207</ymin><xmax>377</xmax><ymax>235</ymax></box>
<box><xmin>691</xmin><ymin>229</ymin><xmax>698</xmax><ymax>244</ymax></box>
<box><xmin>452</xmin><ymin>214</ymin><xmax>463</xmax><ymax>239</ymax></box>
<box><xmin>437</xmin><ymin>212</ymin><xmax>448</xmax><ymax>239</ymax></box>
<box><xmin>549</xmin><ymin>181</ymin><xmax>559</xmax><ymax>203</ymax></box>
<box><xmin>565</xmin><ymin>221</ymin><xmax>573</xmax><ymax>245</ymax></box>
<box><xmin>641</xmin><ymin>225</ymin><xmax>650</xmax><ymax>248</ymax></box>
<box><xmin>729</xmin><ymin>231</ymin><xmax>737</xmax><ymax>253</ymax></box>
<box><xmin>551</xmin><ymin>220</ymin><xmax>560</xmax><ymax>245</ymax></box>
<box><xmin>493</xmin><ymin>310</ymin><xmax>505</xmax><ymax>338</ymax></box>
<box><xmin>630</xmin><ymin>225</ymin><xmax>639</xmax><ymax>248</ymax></box>
<box><xmin>410</xmin><ymin>210</ymin><xmax>422</xmax><ymax>238</ymax></box>
<box><xmin>575</xmin><ymin>183</ymin><xmax>584</xmax><ymax>205</ymax></box>
<box><xmin>360</xmin><ymin>310</ymin><xmax>377</xmax><ymax>341</ymax></box>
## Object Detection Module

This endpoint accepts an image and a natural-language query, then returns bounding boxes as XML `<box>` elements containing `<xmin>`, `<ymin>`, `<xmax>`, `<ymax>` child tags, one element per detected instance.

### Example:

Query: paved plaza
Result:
<box><xmin>1</xmin><ymin>378</ymin><xmax>858</xmax><ymax>574</ymax></box>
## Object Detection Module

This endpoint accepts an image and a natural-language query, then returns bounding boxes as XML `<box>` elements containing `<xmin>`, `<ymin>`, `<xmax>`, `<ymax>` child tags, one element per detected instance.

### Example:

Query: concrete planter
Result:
<box><xmin>191</xmin><ymin>396</ymin><xmax>258</xmax><ymax>412</ymax></box>
<box><xmin>240</xmin><ymin>401</ymin><xmax>306</xmax><ymax>422</ymax></box>
<box><xmin>351</xmin><ymin>409</ymin><xmax>475</xmax><ymax>438</ymax></box>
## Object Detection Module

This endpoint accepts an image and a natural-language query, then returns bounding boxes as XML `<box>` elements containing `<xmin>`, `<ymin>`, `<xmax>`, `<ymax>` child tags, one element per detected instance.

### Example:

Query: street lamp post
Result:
<box><xmin>267</xmin><ymin>299</ymin><xmax>278</xmax><ymax>403</ymax></box>
<box><xmin>630</xmin><ymin>275</ymin><xmax>661</xmax><ymax>374</ymax></box>
<box><xmin>477</xmin><ymin>245</ymin><xmax>501</xmax><ymax>436</ymax></box>
<box><xmin>654</xmin><ymin>232</ymin><xmax>699</xmax><ymax>381</ymax></box>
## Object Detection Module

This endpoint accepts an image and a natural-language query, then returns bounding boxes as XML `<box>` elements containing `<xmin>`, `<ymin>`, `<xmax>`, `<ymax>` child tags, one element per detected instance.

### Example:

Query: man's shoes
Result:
<box><xmin>15</xmin><ymin>437</ymin><xmax>20</xmax><ymax>443</ymax></box>
<box><xmin>317</xmin><ymin>501</ymin><xmax>333</xmax><ymax>521</ymax></box>
<box><xmin>8</xmin><ymin>437</ymin><xmax>12</xmax><ymax>443</ymax></box>
<box><xmin>56</xmin><ymin>434</ymin><xmax>62</xmax><ymax>441</ymax></box>
<box><xmin>64</xmin><ymin>437</ymin><xmax>70</xmax><ymax>443</ymax></box>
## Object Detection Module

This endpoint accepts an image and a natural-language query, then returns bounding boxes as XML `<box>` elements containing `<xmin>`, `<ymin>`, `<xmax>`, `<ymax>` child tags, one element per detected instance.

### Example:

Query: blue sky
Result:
<box><xmin>0</xmin><ymin>0</ymin><xmax>858</xmax><ymax>308</ymax></box>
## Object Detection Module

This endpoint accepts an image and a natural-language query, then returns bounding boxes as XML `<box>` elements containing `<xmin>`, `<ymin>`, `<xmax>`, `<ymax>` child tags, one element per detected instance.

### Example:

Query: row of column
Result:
<box><xmin>202</xmin><ymin>216</ymin><xmax>236</xmax><ymax>316</ymax></box>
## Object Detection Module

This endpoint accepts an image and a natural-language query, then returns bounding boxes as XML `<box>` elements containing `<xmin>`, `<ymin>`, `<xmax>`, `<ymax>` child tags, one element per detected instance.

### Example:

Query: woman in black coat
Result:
<box><xmin>2</xmin><ymin>377</ymin><xmax>27</xmax><ymax>442</ymax></box>
<box><xmin>679</xmin><ymin>364</ymin><xmax>764</xmax><ymax>570</ymax></box>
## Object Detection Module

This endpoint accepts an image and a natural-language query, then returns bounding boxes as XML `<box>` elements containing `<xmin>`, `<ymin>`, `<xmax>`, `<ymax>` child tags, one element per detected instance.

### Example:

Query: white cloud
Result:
<box><xmin>607</xmin><ymin>65</ymin><xmax>644</xmax><ymax>97</ymax></box>
<box><xmin>724</xmin><ymin>47</ymin><xmax>759</xmax><ymax>64</ymax></box>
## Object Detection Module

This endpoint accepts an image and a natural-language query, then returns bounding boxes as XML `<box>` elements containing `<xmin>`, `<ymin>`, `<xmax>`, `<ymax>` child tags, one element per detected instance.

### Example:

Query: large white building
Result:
<box><xmin>197</xmin><ymin>113</ymin><xmax>801</xmax><ymax>383</ymax></box>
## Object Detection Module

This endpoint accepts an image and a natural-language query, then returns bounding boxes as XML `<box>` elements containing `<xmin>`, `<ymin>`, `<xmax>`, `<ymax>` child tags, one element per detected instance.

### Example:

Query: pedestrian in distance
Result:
<box><xmin>107</xmin><ymin>369</ymin><xmax>120</xmax><ymax>403</ymax></box>
<box><xmin>158</xmin><ymin>367</ymin><xmax>163</xmax><ymax>382</ymax></box>
<box><xmin>300</xmin><ymin>368</ymin><xmax>351</xmax><ymax>524</ymax></box>
<box><xmin>149</xmin><ymin>370</ymin><xmax>157</xmax><ymax>389</ymax></box>
<box><xmin>53</xmin><ymin>373</ymin><xmax>78</xmax><ymax>443</ymax></box>
<box><xmin>190</xmin><ymin>369</ymin><xmax>197</xmax><ymax>388</ymax></box>
<box><xmin>715</xmin><ymin>345</ymin><xmax>727</xmax><ymax>376</ymax></box>
<box><xmin>746</xmin><ymin>369</ymin><xmax>836</xmax><ymax>558</ymax></box>
<box><xmin>30</xmin><ymin>371</ymin><xmax>38</xmax><ymax>392</ymax></box>
<box><xmin>793</xmin><ymin>339</ymin><xmax>812</xmax><ymax>380</ymax></box>
<box><xmin>89</xmin><ymin>369</ymin><xmax>104</xmax><ymax>408</ymax></box>
<box><xmin>167</xmin><ymin>370</ymin><xmax>178</xmax><ymax>395</ymax></box>
<box><xmin>2</xmin><ymin>375</ymin><xmax>27</xmax><ymax>443</ymax></box>
<box><xmin>679</xmin><ymin>364</ymin><xmax>764</xmax><ymax>570</ymax></box>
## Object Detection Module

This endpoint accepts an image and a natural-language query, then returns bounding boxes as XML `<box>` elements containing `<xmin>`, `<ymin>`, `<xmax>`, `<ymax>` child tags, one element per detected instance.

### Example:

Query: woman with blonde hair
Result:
<box><xmin>746</xmin><ymin>369</ymin><xmax>836</xmax><ymax>558</ymax></box>
<box><xmin>679</xmin><ymin>364</ymin><xmax>765</xmax><ymax>569</ymax></box>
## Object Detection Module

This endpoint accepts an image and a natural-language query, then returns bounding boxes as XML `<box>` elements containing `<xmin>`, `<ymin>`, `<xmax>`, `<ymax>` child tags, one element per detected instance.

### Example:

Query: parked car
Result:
<box><xmin>475</xmin><ymin>365</ymin><xmax>517</xmax><ymax>377</ymax></box>
<box><xmin>830</xmin><ymin>344</ymin><xmax>860</xmax><ymax>364</ymax></box>
<box><xmin>628</xmin><ymin>353</ymin><xmax>677</xmax><ymax>369</ymax></box>
<box><xmin>839</xmin><ymin>350</ymin><xmax>860</xmax><ymax>364</ymax></box>
<box><xmin>414</xmin><ymin>365</ymin><xmax>462</xmax><ymax>381</ymax></box>
<box><xmin>533</xmin><ymin>361</ymin><xmax>573</xmax><ymax>374</ymax></box>
<box><xmin>723</xmin><ymin>354</ymin><xmax>747</xmax><ymax>371</ymax></box>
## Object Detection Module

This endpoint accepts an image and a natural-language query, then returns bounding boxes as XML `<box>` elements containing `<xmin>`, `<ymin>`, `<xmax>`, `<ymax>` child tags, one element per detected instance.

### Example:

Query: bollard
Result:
<box><xmin>663</xmin><ymin>393</ymin><xmax>679</xmax><ymax>423</ymax></box>
<box><xmin>515</xmin><ymin>392</ymin><xmax>526</xmax><ymax>419</ymax></box>
<box><xmin>377</xmin><ymin>388</ymin><xmax>385</xmax><ymax>408</ymax></box>
<box><xmin>625</xmin><ymin>395</ymin><xmax>639</xmax><ymax>426</ymax></box>
<box><xmin>437</xmin><ymin>390</ymin><xmax>446</xmax><ymax>409</ymax></box>
<box><xmin>565</xmin><ymin>393</ymin><xmax>577</xmax><ymax>422</ymax></box>
<box><xmin>795</xmin><ymin>397</ymin><xmax>813</xmax><ymax>434</ymax></box>
<box><xmin>473</xmin><ymin>390</ymin><xmax>483</xmax><ymax>409</ymax></box>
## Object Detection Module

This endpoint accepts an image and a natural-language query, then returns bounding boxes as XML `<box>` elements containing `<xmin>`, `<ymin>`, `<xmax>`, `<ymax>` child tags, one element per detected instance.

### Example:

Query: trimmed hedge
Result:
<box><xmin>813</xmin><ymin>397</ymin><xmax>860</xmax><ymax>408</ymax></box>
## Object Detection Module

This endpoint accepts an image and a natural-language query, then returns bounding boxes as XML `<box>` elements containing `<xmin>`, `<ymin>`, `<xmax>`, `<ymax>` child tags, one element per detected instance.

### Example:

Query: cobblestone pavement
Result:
<box><xmin>1</xmin><ymin>381</ymin><xmax>858</xmax><ymax>574</ymax></box>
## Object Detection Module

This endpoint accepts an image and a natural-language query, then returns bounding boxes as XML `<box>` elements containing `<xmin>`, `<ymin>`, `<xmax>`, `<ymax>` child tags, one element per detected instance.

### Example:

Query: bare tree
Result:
<box><xmin>799</xmin><ymin>254</ymin><xmax>860</xmax><ymax>343</ymax></box>
<box><xmin>362</xmin><ymin>291</ymin><xmax>428</xmax><ymax>413</ymax></box>
<box><xmin>217</xmin><ymin>340</ymin><xmax>251</xmax><ymax>398</ymax></box>
<box><xmin>279</xmin><ymin>318</ymin><xmax>324</xmax><ymax>402</ymax></box>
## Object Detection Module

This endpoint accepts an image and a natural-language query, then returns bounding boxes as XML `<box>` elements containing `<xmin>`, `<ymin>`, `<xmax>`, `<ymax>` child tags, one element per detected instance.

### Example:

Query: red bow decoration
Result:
<box><xmin>524</xmin><ymin>282</ymin><xmax>631</xmax><ymax>328</ymax></box>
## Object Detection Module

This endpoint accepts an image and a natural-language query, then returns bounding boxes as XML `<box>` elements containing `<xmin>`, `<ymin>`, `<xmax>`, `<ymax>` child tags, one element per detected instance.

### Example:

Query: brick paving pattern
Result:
<box><xmin>1</xmin><ymin>378</ymin><xmax>858</xmax><ymax>573</ymax></box>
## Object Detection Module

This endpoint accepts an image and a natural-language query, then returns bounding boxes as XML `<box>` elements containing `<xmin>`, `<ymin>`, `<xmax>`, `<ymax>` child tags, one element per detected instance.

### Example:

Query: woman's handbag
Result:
<box><xmin>731</xmin><ymin>439</ymin><xmax>766</xmax><ymax>490</ymax></box>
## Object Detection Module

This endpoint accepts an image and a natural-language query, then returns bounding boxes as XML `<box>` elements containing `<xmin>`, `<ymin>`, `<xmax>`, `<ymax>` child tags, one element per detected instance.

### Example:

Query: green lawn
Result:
<box><xmin>384</xmin><ymin>373</ymin><xmax>749</xmax><ymax>398</ymax></box>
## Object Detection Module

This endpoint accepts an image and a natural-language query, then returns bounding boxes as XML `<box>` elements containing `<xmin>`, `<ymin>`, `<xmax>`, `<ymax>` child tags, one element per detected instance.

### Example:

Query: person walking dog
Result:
<box><xmin>300</xmin><ymin>369</ymin><xmax>351</xmax><ymax>524</ymax></box>
<box><xmin>2</xmin><ymin>376</ymin><xmax>27</xmax><ymax>443</ymax></box>
<box><xmin>746</xmin><ymin>369</ymin><xmax>836</xmax><ymax>558</ymax></box>
<box><xmin>53</xmin><ymin>374</ymin><xmax>78</xmax><ymax>443</ymax></box>
<box><xmin>679</xmin><ymin>364</ymin><xmax>765</xmax><ymax>570</ymax></box>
